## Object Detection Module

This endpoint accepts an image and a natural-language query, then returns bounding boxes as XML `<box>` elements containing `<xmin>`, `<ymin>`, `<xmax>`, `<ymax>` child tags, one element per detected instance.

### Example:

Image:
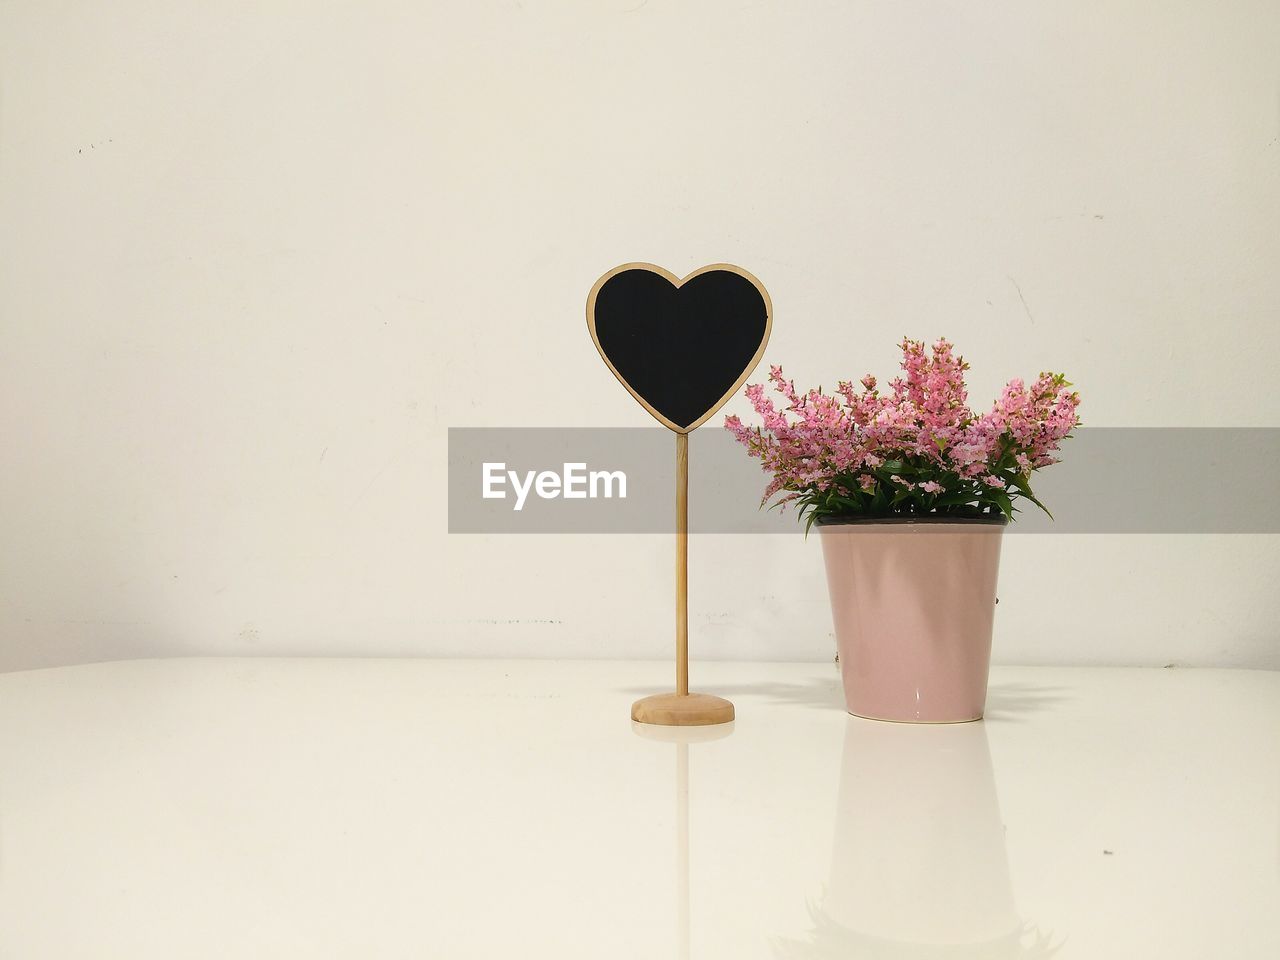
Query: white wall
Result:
<box><xmin>2</xmin><ymin>1</ymin><xmax>1277</xmax><ymax>672</ymax></box>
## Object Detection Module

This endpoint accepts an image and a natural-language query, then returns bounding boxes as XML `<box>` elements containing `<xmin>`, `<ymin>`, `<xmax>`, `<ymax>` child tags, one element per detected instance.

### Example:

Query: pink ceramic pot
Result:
<box><xmin>818</xmin><ymin>516</ymin><xmax>1006</xmax><ymax>723</ymax></box>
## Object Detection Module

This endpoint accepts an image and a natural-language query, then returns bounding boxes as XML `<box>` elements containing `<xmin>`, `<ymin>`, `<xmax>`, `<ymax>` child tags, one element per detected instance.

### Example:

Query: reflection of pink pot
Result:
<box><xmin>825</xmin><ymin>720</ymin><xmax>1018</xmax><ymax>945</ymax></box>
<box><xmin>818</xmin><ymin>517</ymin><xmax>1006</xmax><ymax>723</ymax></box>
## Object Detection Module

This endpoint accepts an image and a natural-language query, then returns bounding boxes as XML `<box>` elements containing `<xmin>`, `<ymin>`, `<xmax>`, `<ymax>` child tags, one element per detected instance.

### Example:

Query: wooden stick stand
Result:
<box><xmin>631</xmin><ymin>433</ymin><xmax>735</xmax><ymax>726</ymax></box>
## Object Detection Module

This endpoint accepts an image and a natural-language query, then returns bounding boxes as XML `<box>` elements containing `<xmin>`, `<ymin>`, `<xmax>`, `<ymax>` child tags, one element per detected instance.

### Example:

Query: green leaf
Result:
<box><xmin>1009</xmin><ymin>473</ymin><xmax>1053</xmax><ymax>519</ymax></box>
<box><xmin>804</xmin><ymin>510</ymin><xmax>819</xmax><ymax>538</ymax></box>
<box><xmin>1020</xmin><ymin>489</ymin><xmax>1053</xmax><ymax>519</ymax></box>
<box><xmin>989</xmin><ymin>490</ymin><xmax>1015</xmax><ymax>518</ymax></box>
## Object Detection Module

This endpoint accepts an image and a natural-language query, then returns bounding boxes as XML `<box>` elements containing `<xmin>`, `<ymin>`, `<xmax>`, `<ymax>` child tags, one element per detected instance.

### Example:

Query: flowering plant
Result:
<box><xmin>725</xmin><ymin>338</ymin><xmax>1080</xmax><ymax>529</ymax></box>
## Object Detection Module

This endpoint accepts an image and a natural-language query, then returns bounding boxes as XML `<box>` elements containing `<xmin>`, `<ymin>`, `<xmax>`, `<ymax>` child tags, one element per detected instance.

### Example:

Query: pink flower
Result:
<box><xmin>724</xmin><ymin>339</ymin><xmax>1079</xmax><ymax>520</ymax></box>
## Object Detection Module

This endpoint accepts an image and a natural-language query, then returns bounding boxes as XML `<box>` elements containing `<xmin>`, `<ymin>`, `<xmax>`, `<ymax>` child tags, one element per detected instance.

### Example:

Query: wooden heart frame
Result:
<box><xmin>585</xmin><ymin>262</ymin><xmax>774</xmax><ymax>434</ymax></box>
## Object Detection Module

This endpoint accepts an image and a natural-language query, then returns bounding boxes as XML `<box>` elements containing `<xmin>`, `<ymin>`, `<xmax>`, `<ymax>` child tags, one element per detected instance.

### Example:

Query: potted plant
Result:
<box><xmin>726</xmin><ymin>338</ymin><xmax>1080</xmax><ymax>723</ymax></box>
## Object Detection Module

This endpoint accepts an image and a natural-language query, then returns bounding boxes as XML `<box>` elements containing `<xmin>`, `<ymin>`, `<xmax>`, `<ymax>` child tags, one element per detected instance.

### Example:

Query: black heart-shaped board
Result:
<box><xmin>586</xmin><ymin>263</ymin><xmax>772</xmax><ymax>433</ymax></box>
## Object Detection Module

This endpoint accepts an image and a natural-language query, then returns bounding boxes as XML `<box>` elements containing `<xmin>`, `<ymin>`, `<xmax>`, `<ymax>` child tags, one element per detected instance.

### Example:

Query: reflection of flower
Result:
<box><xmin>771</xmin><ymin>899</ymin><xmax>1065</xmax><ymax>960</ymax></box>
<box><xmin>725</xmin><ymin>338</ymin><xmax>1080</xmax><ymax>527</ymax></box>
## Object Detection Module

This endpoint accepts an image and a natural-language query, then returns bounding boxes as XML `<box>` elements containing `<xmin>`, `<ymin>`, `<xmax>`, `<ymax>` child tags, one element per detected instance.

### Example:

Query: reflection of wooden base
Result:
<box><xmin>631</xmin><ymin>720</ymin><xmax>735</xmax><ymax>743</ymax></box>
<box><xmin>631</xmin><ymin>692</ymin><xmax>735</xmax><ymax>726</ymax></box>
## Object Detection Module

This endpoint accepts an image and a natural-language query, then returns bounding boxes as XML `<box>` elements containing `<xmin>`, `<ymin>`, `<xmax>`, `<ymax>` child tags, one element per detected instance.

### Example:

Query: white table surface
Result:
<box><xmin>0</xmin><ymin>659</ymin><xmax>1276</xmax><ymax>959</ymax></box>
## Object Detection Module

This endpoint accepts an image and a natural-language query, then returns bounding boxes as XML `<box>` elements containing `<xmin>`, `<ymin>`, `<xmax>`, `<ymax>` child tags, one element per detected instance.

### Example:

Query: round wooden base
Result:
<box><xmin>631</xmin><ymin>692</ymin><xmax>735</xmax><ymax>726</ymax></box>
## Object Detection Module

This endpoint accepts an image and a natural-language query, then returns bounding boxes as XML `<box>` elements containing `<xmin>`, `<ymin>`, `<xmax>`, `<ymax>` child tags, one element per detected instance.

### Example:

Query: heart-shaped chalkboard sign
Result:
<box><xmin>587</xmin><ymin>263</ymin><xmax>772</xmax><ymax>433</ymax></box>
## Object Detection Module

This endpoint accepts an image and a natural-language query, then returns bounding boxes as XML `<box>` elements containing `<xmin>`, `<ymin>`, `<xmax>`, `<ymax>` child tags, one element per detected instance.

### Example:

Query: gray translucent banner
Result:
<box><xmin>448</xmin><ymin>428</ymin><xmax>1280</xmax><ymax>533</ymax></box>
